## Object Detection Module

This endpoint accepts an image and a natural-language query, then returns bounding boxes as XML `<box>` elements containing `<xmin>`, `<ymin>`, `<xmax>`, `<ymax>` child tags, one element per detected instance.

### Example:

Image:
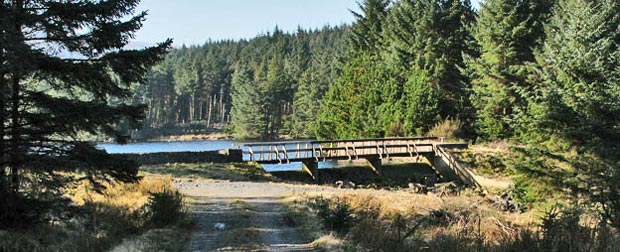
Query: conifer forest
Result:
<box><xmin>4</xmin><ymin>0</ymin><xmax>620</xmax><ymax>251</ymax></box>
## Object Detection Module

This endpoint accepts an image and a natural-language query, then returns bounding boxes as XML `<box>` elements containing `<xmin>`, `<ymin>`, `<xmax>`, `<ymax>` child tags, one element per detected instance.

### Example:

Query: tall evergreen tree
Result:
<box><xmin>0</xmin><ymin>0</ymin><xmax>171</xmax><ymax>226</ymax></box>
<box><xmin>385</xmin><ymin>0</ymin><xmax>476</xmax><ymax>135</ymax></box>
<box><xmin>350</xmin><ymin>0</ymin><xmax>390</xmax><ymax>53</ymax></box>
<box><xmin>265</xmin><ymin>54</ymin><xmax>288</xmax><ymax>137</ymax></box>
<box><xmin>230</xmin><ymin>64</ymin><xmax>267</xmax><ymax>139</ymax></box>
<box><xmin>466</xmin><ymin>0</ymin><xmax>552</xmax><ymax>140</ymax></box>
<box><xmin>316</xmin><ymin>0</ymin><xmax>390</xmax><ymax>139</ymax></box>
<box><xmin>531</xmin><ymin>0</ymin><xmax>620</xmax><ymax>227</ymax></box>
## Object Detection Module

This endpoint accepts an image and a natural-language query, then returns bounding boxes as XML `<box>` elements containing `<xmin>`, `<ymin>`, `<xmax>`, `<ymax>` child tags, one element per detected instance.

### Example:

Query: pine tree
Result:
<box><xmin>385</xmin><ymin>0</ymin><xmax>476</xmax><ymax>134</ymax></box>
<box><xmin>466</xmin><ymin>0</ymin><xmax>552</xmax><ymax>140</ymax></box>
<box><xmin>289</xmin><ymin>70</ymin><xmax>318</xmax><ymax>139</ymax></box>
<box><xmin>532</xmin><ymin>0</ymin><xmax>620</xmax><ymax>227</ymax></box>
<box><xmin>316</xmin><ymin>0</ymin><xmax>390</xmax><ymax>139</ymax></box>
<box><xmin>0</xmin><ymin>0</ymin><xmax>171</xmax><ymax>226</ymax></box>
<box><xmin>350</xmin><ymin>0</ymin><xmax>390</xmax><ymax>53</ymax></box>
<box><xmin>265</xmin><ymin>55</ymin><xmax>288</xmax><ymax>137</ymax></box>
<box><xmin>402</xmin><ymin>68</ymin><xmax>441</xmax><ymax>135</ymax></box>
<box><xmin>230</xmin><ymin>65</ymin><xmax>267</xmax><ymax>139</ymax></box>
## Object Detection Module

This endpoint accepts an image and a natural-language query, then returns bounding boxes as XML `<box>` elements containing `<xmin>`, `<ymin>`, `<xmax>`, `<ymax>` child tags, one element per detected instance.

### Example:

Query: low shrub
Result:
<box><xmin>313</xmin><ymin>197</ymin><xmax>355</xmax><ymax>234</ymax></box>
<box><xmin>427</xmin><ymin>118</ymin><xmax>463</xmax><ymax>141</ymax></box>
<box><xmin>304</xmin><ymin>194</ymin><xmax>620</xmax><ymax>252</ymax></box>
<box><xmin>0</xmin><ymin>176</ymin><xmax>188</xmax><ymax>252</ymax></box>
<box><xmin>143</xmin><ymin>189</ymin><xmax>186</xmax><ymax>228</ymax></box>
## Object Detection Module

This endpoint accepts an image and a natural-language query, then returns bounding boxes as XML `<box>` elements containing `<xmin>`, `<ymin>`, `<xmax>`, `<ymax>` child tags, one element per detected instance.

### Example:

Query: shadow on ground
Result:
<box><xmin>271</xmin><ymin>163</ymin><xmax>438</xmax><ymax>188</ymax></box>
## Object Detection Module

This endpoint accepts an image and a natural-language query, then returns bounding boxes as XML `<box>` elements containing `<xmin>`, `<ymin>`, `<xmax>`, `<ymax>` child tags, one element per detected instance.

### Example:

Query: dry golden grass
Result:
<box><xmin>291</xmin><ymin>188</ymin><xmax>538</xmax><ymax>246</ymax></box>
<box><xmin>313</xmin><ymin>233</ymin><xmax>344</xmax><ymax>251</ymax></box>
<box><xmin>1</xmin><ymin>174</ymin><xmax>188</xmax><ymax>252</ymax></box>
<box><xmin>70</xmin><ymin>175</ymin><xmax>174</xmax><ymax>210</ymax></box>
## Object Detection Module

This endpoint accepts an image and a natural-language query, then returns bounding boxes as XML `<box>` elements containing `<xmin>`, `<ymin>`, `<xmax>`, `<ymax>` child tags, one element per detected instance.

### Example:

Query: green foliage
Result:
<box><xmin>386</xmin><ymin>0</ymin><xmax>476</xmax><ymax>122</ymax></box>
<box><xmin>526</xmin><ymin>0</ymin><xmax>620</xmax><ymax>227</ymax></box>
<box><xmin>531</xmin><ymin>0</ymin><xmax>620</xmax><ymax>148</ymax></box>
<box><xmin>313</xmin><ymin>197</ymin><xmax>355</xmax><ymax>234</ymax></box>
<box><xmin>317</xmin><ymin>0</ymin><xmax>476</xmax><ymax>139</ymax></box>
<box><xmin>349</xmin><ymin>0</ymin><xmax>390</xmax><ymax>53</ymax></box>
<box><xmin>402</xmin><ymin>69</ymin><xmax>441</xmax><ymax>135</ymax></box>
<box><xmin>230</xmin><ymin>65</ymin><xmax>268</xmax><ymax>139</ymax></box>
<box><xmin>0</xmin><ymin>0</ymin><xmax>170</xmax><ymax>227</ymax></box>
<box><xmin>143</xmin><ymin>189</ymin><xmax>186</xmax><ymax>228</ymax></box>
<box><xmin>466</xmin><ymin>0</ymin><xmax>552</xmax><ymax>140</ymax></box>
<box><xmin>136</xmin><ymin>26</ymin><xmax>348</xmax><ymax>139</ymax></box>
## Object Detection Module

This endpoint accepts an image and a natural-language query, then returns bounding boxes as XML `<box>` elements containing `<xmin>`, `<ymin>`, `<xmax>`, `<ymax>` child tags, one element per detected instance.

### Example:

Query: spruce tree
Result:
<box><xmin>350</xmin><ymin>0</ymin><xmax>390</xmax><ymax>53</ymax></box>
<box><xmin>466</xmin><ymin>0</ymin><xmax>551</xmax><ymax>140</ymax></box>
<box><xmin>230</xmin><ymin>64</ymin><xmax>267</xmax><ymax>139</ymax></box>
<box><xmin>532</xmin><ymin>0</ymin><xmax>620</xmax><ymax>227</ymax></box>
<box><xmin>316</xmin><ymin>0</ymin><xmax>389</xmax><ymax>139</ymax></box>
<box><xmin>385</xmin><ymin>0</ymin><xmax>476</xmax><ymax>134</ymax></box>
<box><xmin>0</xmin><ymin>0</ymin><xmax>171</xmax><ymax>226</ymax></box>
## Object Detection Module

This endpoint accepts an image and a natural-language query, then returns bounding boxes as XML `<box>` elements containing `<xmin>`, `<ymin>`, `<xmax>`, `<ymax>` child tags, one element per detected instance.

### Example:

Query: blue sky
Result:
<box><xmin>133</xmin><ymin>0</ymin><xmax>481</xmax><ymax>46</ymax></box>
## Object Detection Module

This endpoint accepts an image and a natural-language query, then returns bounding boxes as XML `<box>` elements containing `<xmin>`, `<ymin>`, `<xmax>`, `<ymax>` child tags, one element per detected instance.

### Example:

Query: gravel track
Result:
<box><xmin>177</xmin><ymin>180</ymin><xmax>343</xmax><ymax>252</ymax></box>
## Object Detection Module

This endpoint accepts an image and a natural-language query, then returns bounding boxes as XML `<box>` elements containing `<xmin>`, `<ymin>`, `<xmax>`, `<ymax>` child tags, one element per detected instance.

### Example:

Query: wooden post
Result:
<box><xmin>302</xmin><ymin>160</ymin><xmax>319</xmax><ymax>183</ymax></box>
<box><xmin>366</xmin><ymin>158</ymin><xmax>382</xmax><ymax>176</ymax></box>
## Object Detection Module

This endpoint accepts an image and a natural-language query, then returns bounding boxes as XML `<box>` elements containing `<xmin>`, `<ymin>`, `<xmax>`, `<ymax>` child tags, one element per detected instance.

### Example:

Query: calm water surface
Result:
<box><xmin>97</xmin><ymin>140</ymin><xmax>237</xmax><ymax>154</ymax></box>
<box><xmin>97</xmin><ymin>140</ymin><xmax>338</xmax><ymax>172</ymax></box>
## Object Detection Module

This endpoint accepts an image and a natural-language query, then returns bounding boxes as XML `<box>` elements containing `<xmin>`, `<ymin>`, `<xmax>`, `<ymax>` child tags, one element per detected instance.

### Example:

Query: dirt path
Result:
<box><xmin>176</xmin><ymin>180</ymin><xmax>342</xmax><ymax>252</ymax></box>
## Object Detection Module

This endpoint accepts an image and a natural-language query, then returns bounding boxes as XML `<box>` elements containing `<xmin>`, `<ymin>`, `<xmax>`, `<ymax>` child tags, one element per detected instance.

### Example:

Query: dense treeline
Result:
<box><xmin>317</xmin><ymin>0</ymin><xmax>477</xmax><ymax>139</ymax></box>
<box><xmin>133</xmin><ymin>26</ymin><xmax>348</xmax><ymax>139</ymax></box>
<box><xmin>134</xmin><ymin>0</ymin><xmax>620</xmax><ymax>226</ymax></box>
<box><xmin>324</xmin><ymin>0</ymin><xmax>620</xmax><ymax>227</ymax></box>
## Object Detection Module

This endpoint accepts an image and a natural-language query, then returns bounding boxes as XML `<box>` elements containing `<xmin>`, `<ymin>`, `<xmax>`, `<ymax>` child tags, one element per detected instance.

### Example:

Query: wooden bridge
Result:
<box><xmin>240</xmin><ymin>137</ymin><xmax>478</xmax><ymax>186</ymax></box>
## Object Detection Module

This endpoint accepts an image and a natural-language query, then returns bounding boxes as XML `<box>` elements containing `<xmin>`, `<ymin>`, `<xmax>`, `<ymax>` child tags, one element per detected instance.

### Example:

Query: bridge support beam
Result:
<box><xmin>302</xmin><ymin>160</ymin><xmax>319</xmax><ymax>183</ymax></box>
<box><xmin>429</xmin><ymin>154</ymin><xmax>458</xmax><ymax>182</ymax></box>
<box><xmin>365</xmin><ymin>158</ymin><xmax>382</xmax><ymax>176</ymax></box>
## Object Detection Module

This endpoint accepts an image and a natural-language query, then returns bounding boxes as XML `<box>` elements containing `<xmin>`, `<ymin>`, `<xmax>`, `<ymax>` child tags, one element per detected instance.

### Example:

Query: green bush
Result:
<box><xmin>427</xmin><ymin>118</ymin><xmax>463</xmax><ymax>141</ymax></box>
<box><xmin>83</xmin><ymin>201</ymin><xmax>143</xmax><ymax>240</ymax></box>
<box><xmin>313</xmin><ymin>197</ymin><xmax>355</xmax><ymax>234</ymax></box>
<box><xmin>144</xmin><ymin>189</ymin><xmax>185</xmax><ymax>228</ymax></box>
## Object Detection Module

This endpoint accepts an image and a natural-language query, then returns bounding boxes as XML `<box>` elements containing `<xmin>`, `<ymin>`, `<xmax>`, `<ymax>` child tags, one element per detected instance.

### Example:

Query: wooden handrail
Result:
<box><xmin>242</xmin><ymin>137</ymin><xmax>450</xmax><ymax>163</ymax></box>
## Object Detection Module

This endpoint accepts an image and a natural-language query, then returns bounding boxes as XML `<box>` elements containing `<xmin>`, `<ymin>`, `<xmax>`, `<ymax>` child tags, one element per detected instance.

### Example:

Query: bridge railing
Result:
<box><xmin>241</xmin><ymin>137</ymin><xmax>440</xmax><ymax>163</ymax></box>
<box><xmin>434</xmin><ymin>144</ymin><xmax>480</xmax><ymax>187</ymax></box>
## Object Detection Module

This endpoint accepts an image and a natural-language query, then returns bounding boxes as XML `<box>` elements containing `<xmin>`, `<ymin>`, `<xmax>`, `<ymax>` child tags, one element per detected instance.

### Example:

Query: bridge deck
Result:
<box><xmin>240</xmin><ymin>137</ymin><xmax>460</xmax><ymax>164</ymax></box>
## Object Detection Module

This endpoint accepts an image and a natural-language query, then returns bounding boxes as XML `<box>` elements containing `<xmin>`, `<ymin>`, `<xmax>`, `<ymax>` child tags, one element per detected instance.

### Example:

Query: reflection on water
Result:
<box><xmin>260</xmin><ymin>160</ymin><xmax>341</xmax><ymax>172</ymax></box>
<box><xmin>97</xmin><ymin>140</ymin><xmax>236</xmax><ymax>154</ymax></box>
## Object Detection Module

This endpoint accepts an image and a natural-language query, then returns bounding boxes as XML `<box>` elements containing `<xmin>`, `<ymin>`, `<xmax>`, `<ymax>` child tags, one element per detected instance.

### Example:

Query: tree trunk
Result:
<box><xmin>219</xmin><ymin>87</ymin><xmax>225</xmax><ymax>123</ymax></box>
<box><xmin>9</xmin><ymin>72</ymin><xmax>20</xmax><ymax>194</ymax></box>
<box><xmin>189</xmin><ymin>94</ymin><xmax>194</xmax><ymax>122</ymax></box>
<box><xmin>206</xmin><ymin>95</ymin><xmax>213</xmax><ymax>129</ymax></box>
<box><xmin>8</xmin><ymin>0</ymin><xmax>24</xmax><ymax>195</ymax></box>
<box><xmin>198</xmin><ymin>98</ymin><xmax>203</xmax><ymax>121</ymax></box>
<box><xmin>0</xmin><ymin>73</ymin><xmax>6</xmax><ymax>193</ymax></box>
<box><xmin>175</xmin><ymin>101</ymin><xmax>180</xmax><ymax>124</ymax></box>
<box><xmin>147</xmin><ymin>97</ymin><xmax>153</xmax><ymax>127</ymax></box>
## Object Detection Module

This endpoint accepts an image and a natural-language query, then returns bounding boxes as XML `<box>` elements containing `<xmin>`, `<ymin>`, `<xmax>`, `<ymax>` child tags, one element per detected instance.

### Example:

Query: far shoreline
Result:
<box><xmin>99</xmin><ymin>132</ymin><xmax>302</xmax><ymax>144</ymax></box>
